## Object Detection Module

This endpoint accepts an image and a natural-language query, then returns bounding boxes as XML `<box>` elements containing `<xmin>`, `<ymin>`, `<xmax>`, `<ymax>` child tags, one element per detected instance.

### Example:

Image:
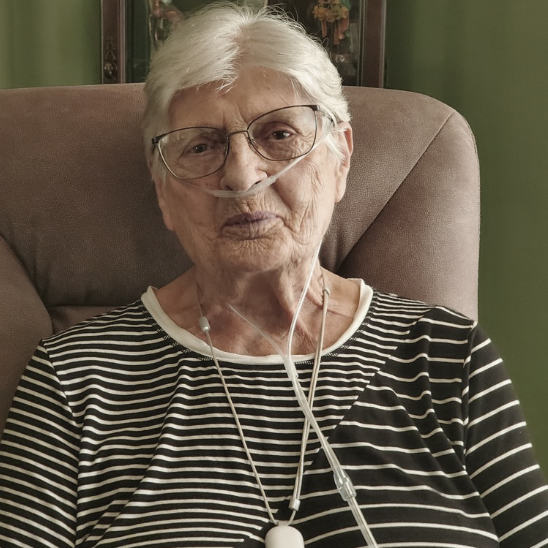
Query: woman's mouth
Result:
<box><xmin>224</xmin><ymin>211</ymin><xmax>277</xmax><ymax>227</ymax></box>
<box><xmin>223</xmin><ymin>211</ymin><xmax>280</xmax><ymax>237</ymax></box>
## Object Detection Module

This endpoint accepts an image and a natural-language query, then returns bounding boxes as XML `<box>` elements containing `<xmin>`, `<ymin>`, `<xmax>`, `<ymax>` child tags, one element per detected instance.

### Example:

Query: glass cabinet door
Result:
<box><xmin>101</xmin><ymin>0</ymin><xmax>385</xmax><ymax>87</ymax></box>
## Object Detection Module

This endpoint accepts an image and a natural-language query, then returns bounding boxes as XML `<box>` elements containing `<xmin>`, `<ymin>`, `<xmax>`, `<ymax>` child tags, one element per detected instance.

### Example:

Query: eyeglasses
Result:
<box><xmin>151</xmin><ymin>105</ymin><xmax>333</xmax><ymax>181</ymax></box>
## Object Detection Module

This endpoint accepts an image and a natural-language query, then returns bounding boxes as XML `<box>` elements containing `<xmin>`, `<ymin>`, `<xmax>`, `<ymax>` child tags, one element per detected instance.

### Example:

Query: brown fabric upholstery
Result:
<box><xmin>0</xmin><ymin>83</ymin><xmax>480</xmax><ymax>435</ymax></box>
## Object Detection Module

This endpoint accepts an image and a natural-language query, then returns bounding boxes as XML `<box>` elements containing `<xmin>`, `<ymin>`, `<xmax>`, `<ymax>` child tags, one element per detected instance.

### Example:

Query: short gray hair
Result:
<box><xmin>143</xmin><ymin>2</ymin><xmax>350</xmax><ymax>171</ymax></box>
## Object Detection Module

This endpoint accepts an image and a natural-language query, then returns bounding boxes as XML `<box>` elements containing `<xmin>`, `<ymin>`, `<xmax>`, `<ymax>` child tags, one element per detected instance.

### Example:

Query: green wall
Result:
<box><xmin>1</xmin><ymin>0</ymin><xmax>547</xmax><ymax>472</ymax></box>
<box><xmin>0</xmin><ymin>0</ymin><xmax>101</xmax><ymax>88</ymax></box>
<box><xmin>386</xmin><ymin>0</ymin><xmax>548</xmax><ymax>473</ymax></box>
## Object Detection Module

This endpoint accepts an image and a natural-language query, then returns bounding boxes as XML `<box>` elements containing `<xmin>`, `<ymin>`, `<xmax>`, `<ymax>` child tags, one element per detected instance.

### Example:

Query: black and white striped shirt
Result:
<box><xmin>1</xmin><ymin>284</ymin><xmax>547</xmax><ymax>548</ymax></box>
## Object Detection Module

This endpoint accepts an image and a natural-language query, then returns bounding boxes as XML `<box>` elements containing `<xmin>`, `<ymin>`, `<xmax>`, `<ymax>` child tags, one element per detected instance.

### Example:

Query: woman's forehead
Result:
<box><xmin>167</xmin><ymin>68</ymin><xmax>307</xmax><ymax>128</ymax></box>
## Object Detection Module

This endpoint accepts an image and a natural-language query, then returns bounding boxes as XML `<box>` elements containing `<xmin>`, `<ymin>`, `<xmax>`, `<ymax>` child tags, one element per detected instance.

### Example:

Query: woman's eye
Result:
<box><xmin>259</xmin><ymin>123</ymin><xmax>296</xmax><ymax>141</ymax></box>
<box><xmin>189</xmin><ymin>143</ymin><xmax>210</xmax><ymax>154</ymax></box>
<box><xmin>182</xmin><ymin>139</ymin><xmax>222</xmax><ymax>157</ymax></box>
<box><xmin>270</xmin><ymin>130</ymin><xmax>292</xmax><ymax>140</ymax></box>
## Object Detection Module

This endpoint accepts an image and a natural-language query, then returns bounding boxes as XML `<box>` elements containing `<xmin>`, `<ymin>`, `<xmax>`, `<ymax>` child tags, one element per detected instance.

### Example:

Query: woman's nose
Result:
<box><xmin>218</xmin><ymin>132</ymin><xmax>269</xmax><ymax>193</ymax></box>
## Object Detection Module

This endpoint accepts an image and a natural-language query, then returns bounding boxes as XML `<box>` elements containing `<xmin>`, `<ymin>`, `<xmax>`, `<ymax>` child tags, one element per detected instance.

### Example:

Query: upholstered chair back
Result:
<box><xmin>0</xmin><ymin>84</ymin><xmax>480</xmax><ymax>434</ymax></box>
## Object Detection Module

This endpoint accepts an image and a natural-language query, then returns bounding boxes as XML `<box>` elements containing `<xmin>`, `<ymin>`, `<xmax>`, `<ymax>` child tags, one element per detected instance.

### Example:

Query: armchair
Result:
<box><xmin>0</xmin><ymin>83</ymin><xmax>480</xmax><ymax>434</ymax></box>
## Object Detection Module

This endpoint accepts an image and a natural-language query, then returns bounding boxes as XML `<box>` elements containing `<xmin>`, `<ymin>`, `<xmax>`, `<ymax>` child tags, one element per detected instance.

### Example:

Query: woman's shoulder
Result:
<box><xmin>369</xmin><ymin>287</ymin><xmax>477</xmax><ymax>330</ymax></box>
<box><xmin>364</xmin><ymin>287</ymin><xmax>482</xmax><ymax>357</ymax></box>
<box><xmin>42</xmin><ymin>298</ymin><xmax>157</xmax><ymax>351</ymax></box>
<box><xmin>365</xmin><ymin>287</ymin><xmax>493</xmax><ymax>373</ymax></box>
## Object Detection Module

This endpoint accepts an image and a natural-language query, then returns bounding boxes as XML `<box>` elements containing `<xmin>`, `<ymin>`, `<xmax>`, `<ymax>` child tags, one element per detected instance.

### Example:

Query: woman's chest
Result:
<box><xmin>74</xmin><ymin>357</ymin><xmax>496</xmax><ymax>548</ymax></box>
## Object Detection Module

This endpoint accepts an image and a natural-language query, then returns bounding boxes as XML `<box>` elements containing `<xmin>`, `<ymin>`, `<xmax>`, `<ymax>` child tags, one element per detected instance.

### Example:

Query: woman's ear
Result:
<box><xmin>334</xmin><ymin>122</ymin><xmax>353</xmax><ymax>203</ymax></box>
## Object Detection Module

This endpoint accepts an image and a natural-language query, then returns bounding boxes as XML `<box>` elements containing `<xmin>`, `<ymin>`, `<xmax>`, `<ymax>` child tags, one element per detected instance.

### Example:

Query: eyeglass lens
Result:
<box><xmin>157</xmin><ymin>105</ymin><xmax>320</xmax><ymax>181</ymax></box>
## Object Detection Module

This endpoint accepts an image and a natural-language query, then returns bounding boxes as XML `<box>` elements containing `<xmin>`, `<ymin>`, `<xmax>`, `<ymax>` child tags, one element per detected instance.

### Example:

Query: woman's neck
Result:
<box><xmin>155</xmin><ymin>265</ymin><xmax>359</xmax><ymax>356</ymax></box>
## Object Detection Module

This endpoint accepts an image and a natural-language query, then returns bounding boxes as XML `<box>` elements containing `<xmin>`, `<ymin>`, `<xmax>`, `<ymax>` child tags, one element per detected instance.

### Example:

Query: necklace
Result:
<box><xmin>198</xmin><ymin>283</ymin><xmax>330</xmax><ymax>548</ymax></box>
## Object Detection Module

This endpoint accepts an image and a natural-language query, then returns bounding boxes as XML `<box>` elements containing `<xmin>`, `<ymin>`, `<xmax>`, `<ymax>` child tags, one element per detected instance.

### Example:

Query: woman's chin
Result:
<box><xmin>214</xmin><ymin>237</ymin><xmax>292</xmax><ymax>275</ymax></box>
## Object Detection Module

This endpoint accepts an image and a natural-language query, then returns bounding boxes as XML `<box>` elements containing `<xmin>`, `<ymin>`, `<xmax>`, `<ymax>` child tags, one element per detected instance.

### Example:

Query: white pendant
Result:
<box><xmin>265</xmin><ymin>524</ymin><xmax>305</xmax><ymax>548</ymax></box>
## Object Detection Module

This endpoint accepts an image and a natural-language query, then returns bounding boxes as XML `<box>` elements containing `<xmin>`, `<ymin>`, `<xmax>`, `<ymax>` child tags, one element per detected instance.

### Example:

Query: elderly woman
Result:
<box><xmin>1</xmin><ymin>4</ymin><xmax>547</xmax><ymax>548</ymax></box>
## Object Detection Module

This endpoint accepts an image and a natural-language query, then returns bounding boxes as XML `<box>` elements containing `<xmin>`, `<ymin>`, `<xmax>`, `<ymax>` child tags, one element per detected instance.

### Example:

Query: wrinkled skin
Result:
<box><xmin>151</xmin><ymin>66</ymin><xmax>357</xmax><ymax>355</ymax></box>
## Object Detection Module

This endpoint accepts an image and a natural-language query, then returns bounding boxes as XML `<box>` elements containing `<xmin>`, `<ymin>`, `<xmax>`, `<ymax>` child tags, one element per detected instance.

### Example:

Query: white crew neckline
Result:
<box><xmin>141</xmin><ymin>279</ymin><xmax>373</xmax><ymax>365</ymax></box>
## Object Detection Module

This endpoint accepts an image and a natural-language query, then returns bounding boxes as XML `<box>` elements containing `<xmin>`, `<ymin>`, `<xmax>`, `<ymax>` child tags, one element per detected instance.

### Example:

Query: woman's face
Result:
<box><xmin>153</xmin><ymin>66</ymin><xmax>353</xmax><ymax>278</ymax></box>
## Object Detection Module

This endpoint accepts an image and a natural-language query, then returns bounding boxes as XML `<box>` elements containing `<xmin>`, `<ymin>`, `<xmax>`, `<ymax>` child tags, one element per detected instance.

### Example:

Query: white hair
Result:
<box><xmin>143</xmin><ymin>2</ymin><xmax>350</xmax><ymax>175</ymax></box>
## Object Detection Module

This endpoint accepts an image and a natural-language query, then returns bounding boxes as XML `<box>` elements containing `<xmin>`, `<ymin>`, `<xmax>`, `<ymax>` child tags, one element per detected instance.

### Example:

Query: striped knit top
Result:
<box><xmin>1</xmin><ymin>283</ymin><xmax>547</xmax><ymax>548</ymax></box>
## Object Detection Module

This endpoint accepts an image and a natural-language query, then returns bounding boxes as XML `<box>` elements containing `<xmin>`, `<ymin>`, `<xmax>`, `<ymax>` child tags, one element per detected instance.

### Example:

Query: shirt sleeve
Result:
<box><xmin>0</xmin><ymin>344</ymin><xmax>79</xmax><ymax>548</ymax></box>
<box><xmin>462</xmin><ymin>325</ymin><xmax>548</xmax><ymax>546</ymax></box>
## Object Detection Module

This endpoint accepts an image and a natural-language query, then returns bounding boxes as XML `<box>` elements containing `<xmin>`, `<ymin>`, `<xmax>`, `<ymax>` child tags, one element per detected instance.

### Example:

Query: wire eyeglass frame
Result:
<box><xmin>151</xmin><ymin>104</ymin><xmax>333</xmax><ymax>182</ymax></box>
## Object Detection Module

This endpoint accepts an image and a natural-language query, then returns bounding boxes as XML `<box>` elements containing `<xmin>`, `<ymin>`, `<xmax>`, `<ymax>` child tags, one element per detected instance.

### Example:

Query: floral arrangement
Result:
<box><xmin>312</xmin><ymin>0</ymin><xmax>351</xmax><ymax>46</ymax></box>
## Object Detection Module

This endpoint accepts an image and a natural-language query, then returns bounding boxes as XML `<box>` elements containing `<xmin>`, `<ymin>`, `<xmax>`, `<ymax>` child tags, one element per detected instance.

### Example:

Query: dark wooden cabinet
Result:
<box><xmin>101</xmin><ymin>0</ymin><xmax>385</xmax><ymax>87</ymax></box>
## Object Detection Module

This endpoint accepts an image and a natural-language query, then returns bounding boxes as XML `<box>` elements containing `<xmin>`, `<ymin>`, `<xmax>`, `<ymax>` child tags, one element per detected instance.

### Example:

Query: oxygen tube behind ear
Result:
<box><xmin>228</xmin><ymin>243</ymin><xmax>378</xmax><ymax>548</ymax></box>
